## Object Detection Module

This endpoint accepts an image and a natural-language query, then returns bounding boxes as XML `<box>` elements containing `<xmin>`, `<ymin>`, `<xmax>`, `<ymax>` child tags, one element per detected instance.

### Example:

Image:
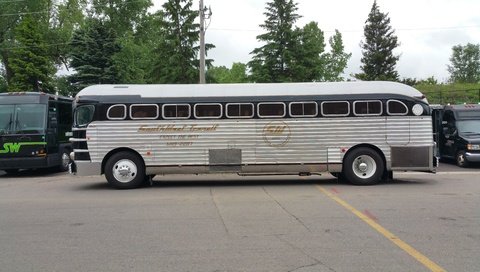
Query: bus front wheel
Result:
<box><xmin>105</xmin><ymin>151</ymin><xmax>146</xmax><ymax>189</ymax></box>
<box><xmin>343</xmin><ymin>147</ymin><xmax>384</xmax><ymax>185</ymax></box>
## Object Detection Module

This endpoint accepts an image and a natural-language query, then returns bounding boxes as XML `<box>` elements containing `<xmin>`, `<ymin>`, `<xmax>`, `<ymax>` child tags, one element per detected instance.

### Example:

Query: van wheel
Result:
<box><xmin>105</xmin><ymin>151</ymin><xmax>146</xmax><ymax>189</ymax></box>
<box><xmin>4</xmin><ymin>169</ymin><xmax>19</xmax><ymax>175</ymax></box>
<box><xmin>456</xmin><ymin>151</ymin><xmax>469</xmax><ymax>167</ymax></box>
<box><xmin>59</xmin><ymin>150</ymin><xmax>71</xmax><ymax>172</ymax></box>
<box><xmin>343</xmin><ymin>147</ymin><xmax>384</xmax><ymax>185</ymax></box>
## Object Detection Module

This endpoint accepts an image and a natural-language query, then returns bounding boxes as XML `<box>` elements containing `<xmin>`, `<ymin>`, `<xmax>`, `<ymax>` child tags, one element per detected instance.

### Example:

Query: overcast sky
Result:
<box><xmin>152</xmin><ymin>0</ymin><xmax>480</xmax><ymax>82</ymax></box>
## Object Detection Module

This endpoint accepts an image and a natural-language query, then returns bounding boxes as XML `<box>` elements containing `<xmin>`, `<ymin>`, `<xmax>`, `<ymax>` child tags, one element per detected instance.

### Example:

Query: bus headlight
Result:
<box><xmin>467</xmin><ymin>144</ymin><xmax>480</xmax><ymax>150</ymax></box>
<box><xmin>412</xmin><ymin>104</ymin><xmax>424</xmax><ymax>116</ymax></box>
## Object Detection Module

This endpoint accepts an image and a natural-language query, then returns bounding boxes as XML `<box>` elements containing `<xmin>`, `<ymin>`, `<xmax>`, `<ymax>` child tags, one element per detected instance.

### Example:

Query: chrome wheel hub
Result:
<box><xmin>113</xmin><ymin>159</ymin><xmax>137</xmax><ymax>183</ymax></box>
<box><xmin>353</xmin><ymin>155</ymin><xmax>377</xmax><ymax>179</ymax></box>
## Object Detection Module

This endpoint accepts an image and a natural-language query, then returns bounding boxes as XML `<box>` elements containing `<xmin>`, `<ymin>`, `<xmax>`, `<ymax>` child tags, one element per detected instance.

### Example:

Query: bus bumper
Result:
<box><xmin>69</xmin><ymin>161</ymin><xmax>101</xmax><ymax>176</ymax></box>
<box><xmin>0</xmin><ymin>156</ymin><xmax>49</xmax><ymax>170</ymax></box>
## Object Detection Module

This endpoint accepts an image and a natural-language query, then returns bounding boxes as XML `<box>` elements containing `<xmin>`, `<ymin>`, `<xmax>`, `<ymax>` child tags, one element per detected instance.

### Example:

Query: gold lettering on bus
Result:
<box><xmin>138</xmin><ymin>124</ymin><xmax>218</xmax><ymax>133</ymax></box>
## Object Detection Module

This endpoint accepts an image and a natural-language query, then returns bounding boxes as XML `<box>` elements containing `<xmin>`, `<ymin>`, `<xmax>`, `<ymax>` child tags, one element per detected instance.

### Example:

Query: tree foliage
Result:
<box><xmin>207</xmin><ymin>62</ymin><xmax>248</xmax><ymax>83</ymax></box>
<box><xmin>68</xmin><ymin>18</ymin><xmax>120</xmax><ymax>92</ymax></box>
<box><xmin>356</xmin><ymin>0</ymin><xmax>399</xmax><ymax>81</ymax></box>
<box><xmin>249</xmin><ymin>1</ymin><xmax>350</xmax><ymax>83</ymax></box>
<box><xmin>447</xmin><ymin>43</ymin><xmax>480</xmax><ymax>83</ymax></box>
<box><xmin>150</xmin><ymin>0</ymin><xmax>213</xmax><ymax>84</ymax></box>
<box><xmin>249</xmin><ymin>0</ymin><xmax>301</xmax><ymax>83</ymax></box>
<box><xmin>8</xmin><ymin>15</ymin><xmax>56</xmax><ymax>92</ymax></box>
<box><xmin>323</xmin><ymin>30</ymin><xmax>351</xmax><ymax>81</ymax></box>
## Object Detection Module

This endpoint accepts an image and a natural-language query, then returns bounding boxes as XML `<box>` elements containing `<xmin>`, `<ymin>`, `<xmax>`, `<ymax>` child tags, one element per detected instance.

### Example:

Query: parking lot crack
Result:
<box><xmin>262</xmin><ymin>187</ymin><xmax>312</xmax><ymax>232</ymax></box>
<box><xmin>276</xmin><ymin>235</ymin><xmax>336</xmax><ymax>272</ymax></box>
<box><xmin>210</xmin><ymin>187</ymin><xmax>229</xmax><ymax>234</ymax></box>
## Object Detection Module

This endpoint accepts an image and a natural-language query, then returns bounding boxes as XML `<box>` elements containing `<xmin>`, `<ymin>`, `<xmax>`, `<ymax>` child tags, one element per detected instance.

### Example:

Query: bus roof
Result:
<box><xmin>0</xmin><ymin>92</ymin><xmax>72</xmax><ymax>104</ymax></box>
<box><xmin>77</xmin><ymin>81</ymin><xmax>427</xmax><ymax>102</ymax></box>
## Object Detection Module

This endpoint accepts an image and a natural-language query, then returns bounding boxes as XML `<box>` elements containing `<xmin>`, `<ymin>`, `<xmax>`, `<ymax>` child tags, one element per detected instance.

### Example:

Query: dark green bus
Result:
<box><xmin>0</xmin><ymin>92</ymin><xmax>73</xmax><ymax>174</ymax></box>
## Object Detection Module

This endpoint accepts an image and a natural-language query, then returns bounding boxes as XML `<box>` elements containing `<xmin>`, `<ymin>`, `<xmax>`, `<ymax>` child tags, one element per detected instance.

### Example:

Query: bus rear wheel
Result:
<box><xmin>343</xmin><ymin>147</ymin><xmax>384</xmax><ymax>185</ymax></box>
<box><xmin>105</xmin><ymin>151</ymin><xmax>146</xmax><ymax>189</ymax></box>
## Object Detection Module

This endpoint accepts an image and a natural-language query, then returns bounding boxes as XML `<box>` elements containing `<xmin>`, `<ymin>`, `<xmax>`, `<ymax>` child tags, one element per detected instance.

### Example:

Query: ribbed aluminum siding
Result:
<box><xmin>86</xmin><ymin>116</ymin><xmax>433</xmax><ymax>168</ymax></box>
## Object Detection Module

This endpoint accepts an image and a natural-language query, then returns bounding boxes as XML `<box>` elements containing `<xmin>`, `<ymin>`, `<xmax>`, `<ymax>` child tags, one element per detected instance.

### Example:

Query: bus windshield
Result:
<box><xmin>74</xmin><ymin>105</ymin><xmax>95</xmax><ymax>126</ymax></box>
<box><xmin>0</xmin><ymin>104</ymin><xmax>46</xmax><ymax>135</ymax></box>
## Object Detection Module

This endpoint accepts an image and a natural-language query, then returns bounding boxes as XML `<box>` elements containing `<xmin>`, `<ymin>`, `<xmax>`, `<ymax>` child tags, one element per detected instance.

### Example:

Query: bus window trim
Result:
<box><xmin>353</xmin><ymin>100</ymin><xmax>383</xmax><ymax>116</ymax></box>
<box><xmin>226</xmin><ymin>103</ymin><xmax>254</xmax><ymax>119</ymax></box>
<box><xmin>257</xmin><ymin>102</ymin><xmax>286</xmax><ymax>118</ymax></box>
<box><xmin>107</xmin><ymin>104</ymin><xmax>127</xmax><ymax>120</ymax></box>
<box><xmin>289</xmin><ymin>101</ymin><xmax>318</xmax><ymax>118</ymax></box>
<box><xmin>130</xmin><ymin>104</ymin><xmax>159</xmax><ymax>120</ymax></box>
<box><xmin>194</xmin><ymin>103</ymin><xmax>223</xmax><ymax>119</ymax></box>
<box><xmin>387</xmin><ymin>100</ymin><xmax>408</xmax><ymax>116</ymax></box>
<box><xmin>162</xmin><ymin>104</ymin><xmax>191</xmax><ymax>119</ymax></box>
<box><xmin>321</xmin><ymin>101</ymin><xmax>350</xmax><ymax>117</ymax></box>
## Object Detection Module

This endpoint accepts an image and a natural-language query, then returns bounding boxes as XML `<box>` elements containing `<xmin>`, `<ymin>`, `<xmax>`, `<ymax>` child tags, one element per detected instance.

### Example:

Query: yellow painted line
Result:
<box><xmin>316</xmin><ymin>185</ymin><xmax>446</xmax><ymax>272</ymax></box>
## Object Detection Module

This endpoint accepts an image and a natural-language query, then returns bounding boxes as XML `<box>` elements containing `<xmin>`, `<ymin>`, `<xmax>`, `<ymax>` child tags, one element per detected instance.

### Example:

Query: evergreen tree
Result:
<box><xmin>356</xmin><ymin>0</ymin><xmax>399</xmax><ymax>81</ymax></box>
<box><xmin>447</xmin><ymin>43</ymin><xmax>480</xmax><ymax>83</ymax></box>
<box><xmin>8</xmin><ymin>16</ymin><xmax>55</xmax><ymax>92</ymax></box>
<box><xmin>249</xmin><ymin>0</ymin><xmax>301</xmax><ymax>83</ymax></box>
<box><xmin>151</xmin><ymin>0</ymin><xmax>213</xmax><ymax>83</ymax></box>
<box><xmin>68</xmin><ymin>18</ymin><xmax>120</xmax><ymax>93</ymax></box>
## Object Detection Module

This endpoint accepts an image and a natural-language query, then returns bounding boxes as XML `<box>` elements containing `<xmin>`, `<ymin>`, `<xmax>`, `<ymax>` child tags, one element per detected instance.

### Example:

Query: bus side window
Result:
<box><xmin>130</xmin><ymin>104</ymin><xmax>158</xmax><ymax>119</ymax></box>
<box><xmin>289</xmin><ymin>102</ymin><xmax>317</xmax><ymax>117</ymax></box>
<box><xmin>258</xmin><ymin>102</ymin><xmax>285</xmax><ymax>118</ymax></box>
<box><xmin>387</xmin><ymin>100</ymin><xmax>408</xmax><ymax>115</ymax></box>
<box><xmin>226</xmin><ymin>103</ymin><xmax>254</xmax><ymax>118</ymax></box>
<box><xmin>321</xmin><ymin>101</ymin><xmax>349</xmax><ymax>116</ymax></box>
<box><xmin>194</xmin><ymin>103</ymin><xmax>222</xmax><ymax>119</ymax></box>
<box><xmin>163</xmin><ymin>104</ymin><xmax>191</xmax><ymax>119</ymax></box>
<box><xmin>107</xmin><ymin>104</ymin><xmax>126</xmax><ymax>120</ymax></box>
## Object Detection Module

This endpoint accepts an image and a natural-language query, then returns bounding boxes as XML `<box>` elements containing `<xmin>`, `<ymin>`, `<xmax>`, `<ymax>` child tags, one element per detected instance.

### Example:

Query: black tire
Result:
<box><xmin>104</xmin><ymin>151</ymin><xmax>146</xmax><ymax>189</ymax></box>
<box><xmin>59</xmin><ymin>150</ymin><xmax>71</xmax><ymax>172</ymax></box>
<box><xmin>343</xmin><ymin>147</ymin><xmax>384</xmax><ymax>185</ymax></box>
<box><xmin>456</xmin><ymin>151</ymin><xmax>469</xmax><ymax>167</ymax></box>
<box><xmin>4</xmin><ymin>169</ymin><xmax>19</xmax><ymax>175</ymax></box>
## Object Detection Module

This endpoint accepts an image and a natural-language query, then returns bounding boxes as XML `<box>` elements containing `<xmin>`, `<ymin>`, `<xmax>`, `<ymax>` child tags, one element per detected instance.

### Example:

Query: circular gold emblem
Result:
<box><xmin>262</xmin><ymin>121</ymin><xmax>291</xmax><ymax>147</ymax></box>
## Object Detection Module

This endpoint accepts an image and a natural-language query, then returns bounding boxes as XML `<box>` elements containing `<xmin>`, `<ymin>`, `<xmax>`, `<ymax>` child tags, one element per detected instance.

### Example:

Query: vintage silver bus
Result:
<box><xmin>69</xmin><ymin>82</ymin><xmax>437</xmax><ymax>189</ymax></box>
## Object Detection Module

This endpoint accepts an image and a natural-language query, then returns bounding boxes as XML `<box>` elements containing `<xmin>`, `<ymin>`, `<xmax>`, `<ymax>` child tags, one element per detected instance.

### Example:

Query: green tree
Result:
<box><xmin>323</xmin><ymin>30</ymin><xmax>351</xmax><ymax>81</ymax></box>
<box><xmin>356</xmin><ymin>0</ymin><xmax>399</xmax><ymax>81</ymax></box>
<box><xmin>151</xmin><ymin>0</ymin><xmax>213</xmax><ymax>83</ymax></box>
<box><xmin>447</xmin><ymin>43</ymin><xmax>480</xmax><ymax>83</ymax></box>
<box><xmin>68</xmin><ymin>18</ymin><xmax>120</xmax><ymax>93</ymax></box>
<box><xmin>0</xmin><ymin>73</ymin><xmax>7</xmax><ymax>93</ymax></box>
<box><xmin>249</xmin><ymin>0</ymin><xmax>301</xmax><ymax>83</ymax></box>
<box><xmin>207</xmin><ymin>62</ymin><xmax>248</xmax><ymax>83</ymax></box>
<box><xmin>8</xmin><ymin>16</ymin><xmax>56</xmax><ymax>92</ymax></box>
<box><xmin>291</xmin><ymin>22</ymin><xmax>326</xmax><ymax>82</ymax></box>
<box><xmin>91</xmin><ymin>0</ymin><xmax>152</xmax><ymax>36</ymax></box>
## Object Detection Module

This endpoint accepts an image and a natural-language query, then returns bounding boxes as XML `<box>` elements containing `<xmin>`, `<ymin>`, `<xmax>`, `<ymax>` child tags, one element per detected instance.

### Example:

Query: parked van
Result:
<box><xmin>432</xmin><ymin>104</ymin><xmax>480</xmax><ymax>167</ymax></box>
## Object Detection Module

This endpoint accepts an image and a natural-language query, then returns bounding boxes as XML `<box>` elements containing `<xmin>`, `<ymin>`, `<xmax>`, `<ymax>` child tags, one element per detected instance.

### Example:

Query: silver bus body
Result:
<box><xmin>70</xmin><ymin>82</ymin><xmax>436</xmax><ymax>188</ymax></box>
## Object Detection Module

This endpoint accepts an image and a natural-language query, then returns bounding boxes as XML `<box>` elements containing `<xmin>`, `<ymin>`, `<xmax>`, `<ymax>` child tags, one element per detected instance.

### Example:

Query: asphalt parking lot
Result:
<box><xmin>0</xmin><ymin>163</ymin><xmax>479</xmax><ymax>272</ymax></box>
